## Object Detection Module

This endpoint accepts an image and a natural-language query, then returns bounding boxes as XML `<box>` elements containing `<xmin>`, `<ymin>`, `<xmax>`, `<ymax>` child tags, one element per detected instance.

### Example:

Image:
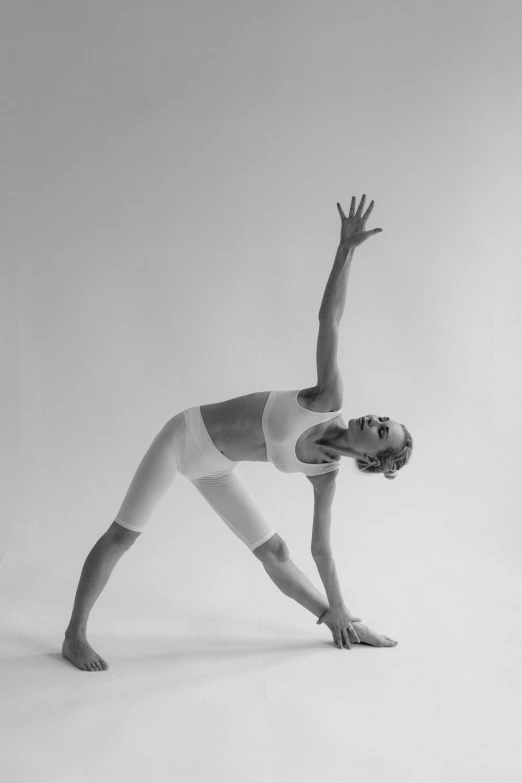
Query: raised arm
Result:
<box><xmin>318</xmin><ymin>243</ymin><xmax>354</xmax><ymax>325</ymax></box>
<box><xmin>318</xmin><ymin>195</ymin><xmax>383</xmax><ymax>325</ymax></box>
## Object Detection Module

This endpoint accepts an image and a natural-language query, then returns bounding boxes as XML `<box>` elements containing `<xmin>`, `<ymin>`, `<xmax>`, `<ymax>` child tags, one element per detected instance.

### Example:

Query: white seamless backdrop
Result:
<box><xmin>1</xmin><ymin>2</ymin><xmax>521</xmax><ymax>782</ymax></box>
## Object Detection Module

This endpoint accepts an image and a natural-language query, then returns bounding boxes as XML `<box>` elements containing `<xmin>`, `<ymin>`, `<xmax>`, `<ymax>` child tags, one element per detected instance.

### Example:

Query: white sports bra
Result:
<box><xmin>262</xmin><ymin>389</ymin><xmax>341</xmax><ymax>475</ymax></box>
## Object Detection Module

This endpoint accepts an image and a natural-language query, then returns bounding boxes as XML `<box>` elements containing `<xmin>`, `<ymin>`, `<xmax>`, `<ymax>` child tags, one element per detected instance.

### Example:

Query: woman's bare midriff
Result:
<box><xmin>199</xmin><ymin>387</ymin><xmax>343</xmax><ymax>466</ymax></box>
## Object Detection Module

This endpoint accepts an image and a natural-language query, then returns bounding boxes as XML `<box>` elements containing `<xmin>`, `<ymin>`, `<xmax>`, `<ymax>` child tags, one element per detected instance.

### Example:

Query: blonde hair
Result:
<box><xmin>356</xmin><ymin>423</ymin><xmax>413</xmax><ymax>480</ymax></box>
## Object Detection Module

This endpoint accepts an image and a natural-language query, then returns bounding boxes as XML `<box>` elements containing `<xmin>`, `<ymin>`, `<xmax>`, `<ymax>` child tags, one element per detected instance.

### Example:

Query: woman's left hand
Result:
<box><xmin>337</xmin><ymin>195</ymin><xmax>383</xmax><ymax>248</ymax></box>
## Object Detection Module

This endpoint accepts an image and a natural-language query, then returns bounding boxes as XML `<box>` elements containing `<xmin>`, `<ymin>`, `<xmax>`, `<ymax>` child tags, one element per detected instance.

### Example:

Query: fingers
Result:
<box><xmin>332</xmin><ymin>625</ymin><xmax>362</xmax><ymax>649</ymax></box>
<box><xmin>339</xmin><ymin>196</ymin><xmax>377</xmax><ymax>224</ymax></box>
<box><xmin>362</xmin><ymin>199</ymin><xmax>374</xmax><ymax>222</ymax></box>
<box><xmin>349</xmin><ymin>625</ymin><xmax>361</xmax><ymax>644</ymax></box>
<box><xmin>341</xmin><ymin>627</ymin><xmax>352</xmax><ymax>650</ymax></box>
<box><xmin>355</xmin><ymin>194</ymin><xmax>366</xmax><ymax>217</ymax></box>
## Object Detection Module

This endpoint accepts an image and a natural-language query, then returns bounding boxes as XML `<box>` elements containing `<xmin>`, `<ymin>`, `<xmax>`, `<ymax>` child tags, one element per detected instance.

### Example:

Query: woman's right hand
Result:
<box><xmin>316</xmin><ymin>606</ymin><xmax>362</xmax><ymax>649</ymax></box>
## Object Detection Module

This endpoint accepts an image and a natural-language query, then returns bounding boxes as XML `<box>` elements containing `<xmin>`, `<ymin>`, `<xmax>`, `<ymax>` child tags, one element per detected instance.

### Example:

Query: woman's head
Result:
<box><xmin>320</xmin><ymin>415</ymin><xmax>413</xmax><ymax>479</ymax></box>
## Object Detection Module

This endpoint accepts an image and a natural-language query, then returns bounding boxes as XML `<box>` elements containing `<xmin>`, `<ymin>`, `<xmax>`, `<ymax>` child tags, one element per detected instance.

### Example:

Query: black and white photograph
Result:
<box><xmin>1</xmin><ymin>1</ymin><xmax>520</xmax><ymax>781</ymax></box>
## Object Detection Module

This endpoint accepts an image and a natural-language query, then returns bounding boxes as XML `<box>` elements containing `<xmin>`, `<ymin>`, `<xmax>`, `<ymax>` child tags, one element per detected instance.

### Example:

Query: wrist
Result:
<box><xmin>339</xmin><ymin>242</ymin><xmax>355</xmax><ymax>255</ymax></box>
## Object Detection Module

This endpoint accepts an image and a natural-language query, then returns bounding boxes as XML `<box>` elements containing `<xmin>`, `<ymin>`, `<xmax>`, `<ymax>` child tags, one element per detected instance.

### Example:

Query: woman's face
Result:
<box><xmin>348</xmin><ymin>415</ymin><xmax>404</xmax><ymax>456</ymax></box>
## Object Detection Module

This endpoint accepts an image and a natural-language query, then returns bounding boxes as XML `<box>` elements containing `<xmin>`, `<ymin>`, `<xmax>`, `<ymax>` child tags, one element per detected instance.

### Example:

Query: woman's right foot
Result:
<box><xmin>62</xmin><ymin>635</ymin><xmax>109</xmax><ymax>671</ymax></box>
<box><xmin>324</xmin><ymin>620</ymin><xmax>398</xmax><ymax>649</ymax></box>
<box><xmin>351</xmin><ymin>622</ymin><xmax>398</xmax><ymax>648</ymax></box>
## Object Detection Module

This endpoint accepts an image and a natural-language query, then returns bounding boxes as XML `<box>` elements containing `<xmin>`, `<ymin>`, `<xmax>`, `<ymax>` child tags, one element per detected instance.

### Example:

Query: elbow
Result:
<box><xmin>312</xmin><ymin>547</ymin><xmax>333</xmax><ymax>561</ymax></box>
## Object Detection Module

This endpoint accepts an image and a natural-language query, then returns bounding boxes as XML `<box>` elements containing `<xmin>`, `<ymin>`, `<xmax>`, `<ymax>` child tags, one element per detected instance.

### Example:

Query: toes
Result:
<box><xmin>83</xmin><ymin>659</ymin><xmax>108</xmax><ymax>671</ymax></box>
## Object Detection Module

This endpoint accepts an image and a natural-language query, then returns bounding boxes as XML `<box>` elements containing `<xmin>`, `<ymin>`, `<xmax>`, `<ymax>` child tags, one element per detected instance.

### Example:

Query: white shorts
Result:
<box><xmin>114</xmin><ymin>406</ymin><xmax>277</xmax><ymax>552</ymax></box>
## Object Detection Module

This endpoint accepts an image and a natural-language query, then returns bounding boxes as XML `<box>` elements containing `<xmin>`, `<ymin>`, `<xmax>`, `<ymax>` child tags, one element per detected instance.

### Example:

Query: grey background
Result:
<box><xmin>1</xmin><ymin>1</ymin><xmax>520</xmax><ymax>781</ymax></box>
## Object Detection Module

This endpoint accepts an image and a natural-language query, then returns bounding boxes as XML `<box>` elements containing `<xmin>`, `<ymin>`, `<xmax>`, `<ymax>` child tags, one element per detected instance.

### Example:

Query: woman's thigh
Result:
<box><xmin>114</xmin><ymin>414</ymin><xmax>185</xmax><ymax>533</ymax></box>
<box><xmin>190</xmin><ymin>470</ymin><xmax>277</xmax><ymax>552</ymax></box>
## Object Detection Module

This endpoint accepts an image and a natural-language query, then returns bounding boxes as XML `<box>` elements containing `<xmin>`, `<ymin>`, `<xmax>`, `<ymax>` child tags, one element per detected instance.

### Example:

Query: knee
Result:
<box><xmin>105</xmin><ymin>520</ymin><xmax>142</xmax><ymax>546</ymax></box>
<box><xmin>253</xmin><ymin>533</ymin><xmax>289</xmax><ymax>563</ymax></box>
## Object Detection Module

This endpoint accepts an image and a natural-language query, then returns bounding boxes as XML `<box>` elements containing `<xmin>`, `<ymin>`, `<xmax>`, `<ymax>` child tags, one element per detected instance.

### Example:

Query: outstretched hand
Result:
<box><xmin>316</xmin><ymin>605</ymin><xmax>362</xmax><ymax>649</ymax></box>
<box><xmin>337</xmin><ymin>195</ymin><xmax>383</xmax><ymax>248</ymax></box>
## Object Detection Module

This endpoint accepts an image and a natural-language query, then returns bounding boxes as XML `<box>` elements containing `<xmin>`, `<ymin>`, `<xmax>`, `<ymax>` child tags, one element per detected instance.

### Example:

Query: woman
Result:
<box><xmin>63</xmin><ymin>194</ymin><xmax>413</xmax><ymax>672</ymax></box>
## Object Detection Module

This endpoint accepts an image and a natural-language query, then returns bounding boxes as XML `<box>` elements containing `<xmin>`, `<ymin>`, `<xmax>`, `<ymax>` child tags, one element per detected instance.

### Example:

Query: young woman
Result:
<box><xmin>63</xmin><ymin>194</ymin><xmax>413</xmax><ymax>672</ymax></box>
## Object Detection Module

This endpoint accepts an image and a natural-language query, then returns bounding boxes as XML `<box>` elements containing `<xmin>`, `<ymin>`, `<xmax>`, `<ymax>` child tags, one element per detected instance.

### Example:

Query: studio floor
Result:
<box><xmin>1</xmin><ymin>533</ymin><xmax>520</xmax><ymax>783</ymax></box>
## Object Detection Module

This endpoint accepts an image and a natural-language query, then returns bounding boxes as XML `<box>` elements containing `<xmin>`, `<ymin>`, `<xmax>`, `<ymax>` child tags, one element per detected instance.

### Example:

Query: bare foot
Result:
<box><xmin>323</xmin><ymin>620</ymin><xmax>397</xmax><ymax>649</ymax></box>
<box><xmin>62</xmin><ymin>635</ymin><xmax>109</xmax><ymax>671</ymax></box>
<box><xmin>351</xmin><ymin>622</ymin><xmax>397</xmax><ymax>648</ymax></box>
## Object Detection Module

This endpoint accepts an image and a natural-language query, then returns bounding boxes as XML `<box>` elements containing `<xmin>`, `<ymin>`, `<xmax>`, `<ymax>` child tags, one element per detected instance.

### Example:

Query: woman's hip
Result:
<box><xmin>165</xmin><ymin>406</ymin><xmax>239</xmax><ymax>480</ymax></box>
